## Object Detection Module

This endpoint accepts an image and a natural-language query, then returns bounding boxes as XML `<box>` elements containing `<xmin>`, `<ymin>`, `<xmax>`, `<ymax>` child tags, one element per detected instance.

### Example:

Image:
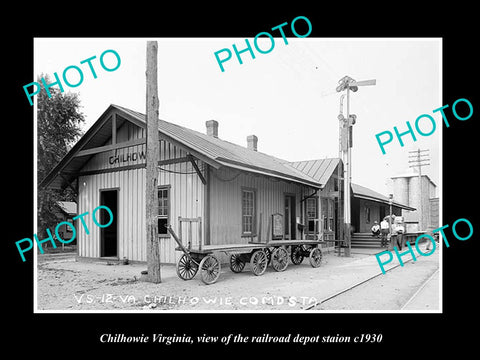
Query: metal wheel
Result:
<box><xmin>271</xmin><ymin>247</ymin><xmax>289</xmax><ymax>272</ymax></box>
<box><xmin>250</xmin><ymin>249</ymin><xmax>268</xmax><ymax>276</ymax></box>
<box><xmin>290</xmin><ymin>245</ymin><xmax>304</xmax><ymax>265</ymax></box>
<box><xmin>176</xmin><ymin>254</ymin><xmax>198</xmax><ymax>280</ymax></box>
<box><xmin>229</xmin><ymin>254</ymin><xmax>246</xmax><ymax>273</ymax></box>
<box><xmin>199</xmin><ymin>254</ymin><xmax>221</xmax><ymax>285</ymax></box>
<box><xmin>309</xmin><ymin>247</ymin><xmax>323</xmax><ymax>268</ymax></box>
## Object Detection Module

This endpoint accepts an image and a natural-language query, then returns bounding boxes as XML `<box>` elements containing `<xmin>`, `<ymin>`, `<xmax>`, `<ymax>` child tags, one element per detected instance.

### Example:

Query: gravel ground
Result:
<box><xmin>36</xmin><ymin>245</ymin><xmax>439</xmax><ymax>312</ymax></box>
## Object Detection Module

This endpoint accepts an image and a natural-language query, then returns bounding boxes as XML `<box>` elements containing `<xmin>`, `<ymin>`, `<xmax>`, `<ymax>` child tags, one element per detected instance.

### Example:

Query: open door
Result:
<box><xmin>100</xmin><ymin>189</ymin><xmax>118</xmax><ymax>257</ymax></box>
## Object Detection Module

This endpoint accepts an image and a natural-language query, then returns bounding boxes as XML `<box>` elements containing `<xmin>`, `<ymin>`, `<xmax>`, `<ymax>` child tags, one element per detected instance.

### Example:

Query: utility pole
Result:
<box><xmin>408</xmin><ymin>148</ymin><xmax>430</xmax><ymax>231</ymax></box>
<box><xmin>336</xmin><ymin>76</ymin><xmax>376</xmax><ymax>256</ymax></box>
<box><xmin>145</xmin><ymin>41</ymin><xmax>161</xmax><ymax>283</ymax></box>
<box><xmin>388</xmin><ymin>193</ymin><xmax>393</xmax><ymax>249</ymax></box>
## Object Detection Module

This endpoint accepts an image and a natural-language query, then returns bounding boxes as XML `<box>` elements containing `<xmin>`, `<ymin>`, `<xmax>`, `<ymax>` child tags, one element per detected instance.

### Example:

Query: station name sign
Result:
<box><xmin>108</xmin><ymin>150</ymin><xmax>146</xmax><ymax>165</ymax></box>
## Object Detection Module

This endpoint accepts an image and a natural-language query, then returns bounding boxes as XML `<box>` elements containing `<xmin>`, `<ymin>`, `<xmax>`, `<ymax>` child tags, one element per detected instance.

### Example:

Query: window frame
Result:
<box><xmin>328</xmin><ymin>199</ymin><xmax>334</xmax><ymax>231</ymax></box>
<box><xmin>305</xmin><ymin>196</ymin><xmax>319</xmax><ymax>235</ymax></box>
<box><xmin>157</xmin><ymin>185</ymin><xmax>171</xmax><ymax>238</ymax></box>
<box><xmin>241</xmin><ymin>187</ymin><xmax>257</xmax><ymax>236</ymax></box>
<box><xmin>321</xmin><ymin>197</ymin><xmax>335</xmax><ymax>233</ymax></box>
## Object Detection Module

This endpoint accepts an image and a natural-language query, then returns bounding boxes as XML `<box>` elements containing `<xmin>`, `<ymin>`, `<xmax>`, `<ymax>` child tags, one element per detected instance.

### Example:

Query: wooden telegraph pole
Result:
<box><xmin>145</xmin><ymin>41</ymin><xmax>161</xmax><ymax>283</ymax></box>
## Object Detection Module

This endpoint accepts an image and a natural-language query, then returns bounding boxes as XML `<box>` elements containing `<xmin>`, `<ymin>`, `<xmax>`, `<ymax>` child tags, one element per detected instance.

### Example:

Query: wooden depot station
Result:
<box><xmin>40</xmin><ymin>104</ymin><xmax>413</xmax><ymax>284</ymax></box>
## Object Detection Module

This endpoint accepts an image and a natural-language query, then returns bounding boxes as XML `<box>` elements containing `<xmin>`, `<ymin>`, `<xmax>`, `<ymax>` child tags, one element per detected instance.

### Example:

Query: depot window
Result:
<box><xmin>321</xmin><ymin>198</ymin><xmax>335</xmax><ymax>232</ymax></box>
<box><xmin>242</xmin><ymin>188</ymin><xmax>256</xmax><ymax>235</ymax></box>
<box><xmin>305</xmin><ymin>197</ymin><xmax>318</xmax><ymax>234</ymax></box>
<box><xmin>157</xmin><ymin>186</ymin><xmax>170</xmax><ymax>236</ymax></box>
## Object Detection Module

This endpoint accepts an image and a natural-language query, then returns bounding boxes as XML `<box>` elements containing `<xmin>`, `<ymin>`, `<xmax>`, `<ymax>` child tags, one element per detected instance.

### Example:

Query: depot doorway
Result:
<box><xmin>100</xmin><ymin>189</ymin><xmax>118</xmax><ymax>257</ymax></box>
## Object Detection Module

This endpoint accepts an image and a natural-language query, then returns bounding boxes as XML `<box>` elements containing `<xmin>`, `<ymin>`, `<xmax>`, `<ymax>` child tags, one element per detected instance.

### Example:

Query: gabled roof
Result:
<box><xmin>286</xmin><ymin>158</ymin><xmax>415</xmax><ymax>211</ymax></box>
<box><xmin>113</xmin><ymin>105</ymin><xmax>321</xmax><ymax>187</ymax></box>
<box><xmin>40</xmin><ymin>104</ymin><xmax>323</xmax><ymax>190</ymax></box>
<box><xmin>288</xmin><ymin>158</ymin><xmax>340</xmax><ymax>186</ymax></box>
<box><xmin>40</xmin><ymin>104</ymin><xmax>415</xmax><ymax>212</ymax></box>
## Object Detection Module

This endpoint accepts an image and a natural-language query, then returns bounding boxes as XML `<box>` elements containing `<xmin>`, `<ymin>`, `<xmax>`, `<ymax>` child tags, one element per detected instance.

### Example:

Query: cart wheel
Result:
<box><xmin>230</xmin><ymin>254</ymin><xmax>246</xmax><ymax>273</ymax></box>
<box><xmin>250</xmin><ymin>250</ymin><xmax>268</xmax><ymax>276</ymax></box>
<box><xmin>290</xmin><ymin>245</ymin><xmax>304</xmax><ymax>265</ymax></box>
<box><xmin>199</xmin><ymin>254</ymin><xmax>221</xmax><ymax>285</ymax></box>
<box><xmin>176</xmin><ymin>254</ymin><xmax>198</xmax><ymax>280</ymax></box>
<box><xmin>271</xmin><ymin>247</ymin><xmax>289</xmax><ymax>272</ymax></box>
<box><xmin>309</xmin><ymin>247</ymin><xmax>323</xmax><ymax>268</ymax></box>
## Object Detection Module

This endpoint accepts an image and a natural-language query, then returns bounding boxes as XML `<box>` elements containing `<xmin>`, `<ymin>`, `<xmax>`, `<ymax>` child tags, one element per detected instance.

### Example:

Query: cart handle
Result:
<box><xmin>167</xmin><ymin>225</ymin><xmax>190</xmax><ymax>255</ymax></box>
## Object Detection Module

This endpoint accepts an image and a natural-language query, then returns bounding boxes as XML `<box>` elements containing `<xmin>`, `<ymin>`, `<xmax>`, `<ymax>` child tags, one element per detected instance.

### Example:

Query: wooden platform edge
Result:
<box><xmin>175</xmin><ymin>239</ymin><xmax>335</xmax><ymax>254</ymax></box>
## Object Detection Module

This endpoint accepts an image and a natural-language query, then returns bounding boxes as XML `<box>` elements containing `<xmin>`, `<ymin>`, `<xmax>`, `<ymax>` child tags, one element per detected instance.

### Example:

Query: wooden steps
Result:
<box><xmin>351</xmin><ymin>232</ymin><xmax>383</xmax><ymax>248</ymax></box>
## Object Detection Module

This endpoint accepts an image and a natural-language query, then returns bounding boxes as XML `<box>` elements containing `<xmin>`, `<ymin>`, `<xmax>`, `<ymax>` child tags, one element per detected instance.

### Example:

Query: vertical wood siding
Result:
<box><xmin>318</xmin><ymin>166</ymin><xmax>339</xmax><ymax>241</ymax></box>
<box><xmin>76</xmin><ymin>117</ymin><xmax>337</xmax><ymax>263</ymax></box>
<box><xmin>358</xmin><ymin>199</ymin><xmax>380</xmax><ymax>233</ymax></box>
<box><xmin>77</xmin><ymin>120</ymin><xmax>205</xmax><ymax>263</ymax></box>
<box><xmin>157</xmin><ymin>139</ymin><xmax>205</xmax><ymax>264</ymax></box>
<box><xmin>78</xmin><ymin>168</ymin><xmax>146</xmax><ymax>261</ymax></box>
<box><xmin>81</xmin><ymin>121</ymin><xmax>146</xmax><ymax>172</ymax></box>
<box><xmin>208</xmin><ymin>167</ymin><xmax>311</xmax><ymax>245</ymax></box>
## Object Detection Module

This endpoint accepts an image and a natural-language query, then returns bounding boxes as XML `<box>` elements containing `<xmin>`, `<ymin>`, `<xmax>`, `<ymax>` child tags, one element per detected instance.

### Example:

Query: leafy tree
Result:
<box><xmin>37</xmin><ymin>74</ymin><xmax>85</xmax><ymax>243</ymax></box>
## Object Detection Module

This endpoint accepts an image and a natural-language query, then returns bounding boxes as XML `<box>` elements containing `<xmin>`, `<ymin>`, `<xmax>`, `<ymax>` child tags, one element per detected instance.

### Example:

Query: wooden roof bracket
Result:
<box><xmin>59</xmin><ymin>173</ymin><xmax>78</xmax><ymax>196</ymax></box>
<box><xmin>300</xmin><ymin>189</ymin><xmax>319</xmax><ymax>203</ymax></box>
<box><xmin>187</xmin><ymin>154</ymin><xmax>206</xmax><ymax>185</ymax></box>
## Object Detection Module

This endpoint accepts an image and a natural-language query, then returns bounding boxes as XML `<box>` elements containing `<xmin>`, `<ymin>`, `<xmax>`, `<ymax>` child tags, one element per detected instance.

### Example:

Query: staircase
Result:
<box><xmin>351</xmin><ymin>232</ymin><xmax>382</xmax><ymax>248</ymax></box>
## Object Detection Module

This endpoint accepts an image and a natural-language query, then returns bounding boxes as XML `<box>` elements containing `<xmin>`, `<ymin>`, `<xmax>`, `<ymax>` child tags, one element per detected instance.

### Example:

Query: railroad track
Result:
<box><xmin>400</xmin><ymin>268</ymin><xmax>439</xmax><ymax>310</ymax></box>
<box><xmin>305</xmin><ymin>257</ymin><xmax>431</xmax><ymax>310</ymax></box>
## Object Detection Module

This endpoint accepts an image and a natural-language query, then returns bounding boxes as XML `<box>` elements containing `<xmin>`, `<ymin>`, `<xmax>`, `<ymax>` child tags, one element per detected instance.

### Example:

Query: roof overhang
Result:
<box><xmin>216</xmin><ymin>158</ymin><xmax>322</xmax><ymax>189</ymax></box>
<box><xmin>353</xmin><ymin>193</ymin><xmax>416</xmax><ymax>211</ymax></box>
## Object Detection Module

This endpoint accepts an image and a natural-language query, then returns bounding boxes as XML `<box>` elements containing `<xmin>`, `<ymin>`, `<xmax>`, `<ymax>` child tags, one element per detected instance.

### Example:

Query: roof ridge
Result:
<box><xmin>287</xmin><ymin>156</ymin><xmax>341</xmax><ymax>164</ymax></box>
<box><xmin>112</xmin><ymin>104</ymin><xmax>264</xmax><ymax>159</ymax></box>
<box><xmin>112</xmin><ymin>104</ymin><xmax>320</xmax><ymax>182</ymax></box>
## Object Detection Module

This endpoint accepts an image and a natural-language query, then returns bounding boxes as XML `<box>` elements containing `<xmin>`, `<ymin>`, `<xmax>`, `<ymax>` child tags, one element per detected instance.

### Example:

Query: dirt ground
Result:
<box><xmin>36</xmin><ymin>245</ymin><xmax>439</xmax><ymax>312</ymax></box>
<box><xmin>317</xmin><ymin>250</ymin><xmax>439</xmax><ymax>310</ymax></box>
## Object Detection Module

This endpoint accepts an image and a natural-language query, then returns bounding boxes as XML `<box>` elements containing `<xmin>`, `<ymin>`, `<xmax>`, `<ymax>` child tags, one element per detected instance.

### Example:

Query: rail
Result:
<box><xmin>305</xmin><ymin>256</ymin><xmax>417</xmax><ymax>310</ymax></box>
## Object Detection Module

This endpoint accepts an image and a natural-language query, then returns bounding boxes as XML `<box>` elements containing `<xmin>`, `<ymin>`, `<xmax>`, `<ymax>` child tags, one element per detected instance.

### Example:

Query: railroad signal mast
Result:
<box><xmin>408</xmin><ymin>148</ymin><xmax>430</xmax><ymax>231</ymax></box>
<box><xmin>336</xmin><ymin>76</ymin><xmax>376</xmax><ymax>256</ymax></box>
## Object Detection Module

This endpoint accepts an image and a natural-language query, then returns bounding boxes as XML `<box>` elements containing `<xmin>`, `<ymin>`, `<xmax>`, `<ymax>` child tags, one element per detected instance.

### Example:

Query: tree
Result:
<box><xmin>37</xmin><ymin>74</ymin><xmax>85</xmax><ymax>242</ymax></box>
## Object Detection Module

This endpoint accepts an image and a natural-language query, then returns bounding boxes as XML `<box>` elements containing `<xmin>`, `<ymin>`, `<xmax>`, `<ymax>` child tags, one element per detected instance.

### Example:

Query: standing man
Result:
<box><xmin>380</xmin><ymin>217</ymin><xmax>389</xmax><ymax>247</ymax></box>
<box><xmin>394</xmin><ymin>216</ymin><xmax>405</xmax><ymax>250</ymax></box>
<box><xmin>388</xmin><ymin>214</ymin><xmax>397</xmax><ymax>251</ymax></box>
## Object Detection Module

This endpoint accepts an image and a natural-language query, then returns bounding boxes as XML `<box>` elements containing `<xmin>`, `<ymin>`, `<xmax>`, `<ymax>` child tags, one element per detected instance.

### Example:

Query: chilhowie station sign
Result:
<box><xmin>108</xmin><ymin>150</ymin><xmax>146</xmax><ymax>165</ymax></box>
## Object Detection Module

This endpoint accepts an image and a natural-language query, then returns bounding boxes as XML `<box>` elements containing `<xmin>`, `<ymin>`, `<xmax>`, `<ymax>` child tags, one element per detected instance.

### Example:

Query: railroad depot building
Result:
<box><xmin>40</xmin><ymin>104</ymin><xmax>413</xmax><ymax>263</ymax></box>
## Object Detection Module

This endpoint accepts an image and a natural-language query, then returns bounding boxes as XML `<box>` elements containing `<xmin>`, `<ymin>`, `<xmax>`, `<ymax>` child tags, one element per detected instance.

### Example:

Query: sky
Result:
<box><xmin>34</xmin><ymin>37</ymin><xmax>441</xmax><ymax>198</ymax></box>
